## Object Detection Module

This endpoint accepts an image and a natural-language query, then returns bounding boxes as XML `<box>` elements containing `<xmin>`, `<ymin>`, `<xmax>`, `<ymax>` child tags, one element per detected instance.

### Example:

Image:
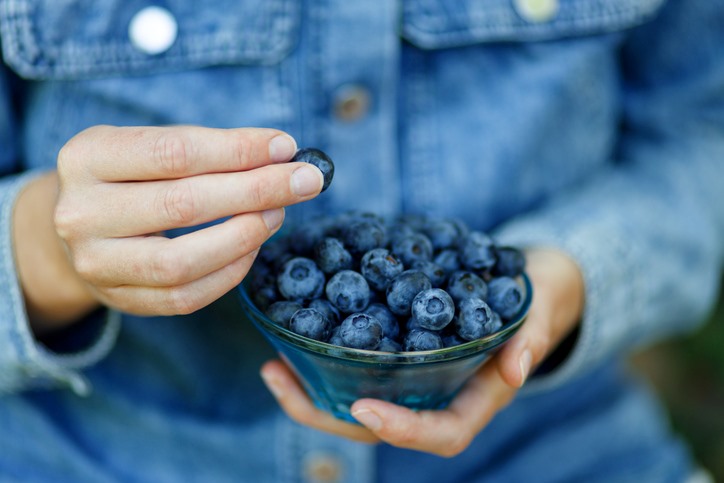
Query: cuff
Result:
<box><xmin>493</xmin><ymin>212</ymin><xmax>644</xmax><ymax>394</ymax></box>
<box><xmin>0</xmin><ymin>170</ymin><xmax>120</xmax><ymax>395</ymax></box>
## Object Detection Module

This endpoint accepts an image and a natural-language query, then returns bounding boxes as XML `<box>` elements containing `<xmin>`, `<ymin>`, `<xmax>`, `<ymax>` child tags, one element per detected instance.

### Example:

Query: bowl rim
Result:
<box><xmin>238</xmin><ymin>273</ymin><xmax>532</xmax><ymax>365</ymax></box>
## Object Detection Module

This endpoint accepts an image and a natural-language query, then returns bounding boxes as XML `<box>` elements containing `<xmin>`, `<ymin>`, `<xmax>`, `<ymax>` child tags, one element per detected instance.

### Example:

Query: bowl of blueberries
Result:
<box><xmin>238</xmin><ymin>209</ymin><xmax>532</xmax><ymax>423</ymax></box>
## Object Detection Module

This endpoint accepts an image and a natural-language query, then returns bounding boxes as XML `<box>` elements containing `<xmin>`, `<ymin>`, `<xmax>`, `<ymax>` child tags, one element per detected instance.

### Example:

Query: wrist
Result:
<box><xmin>12</xmin><ymin>171</ymin><xmax>99</xmax><ymax>335</ymax></box>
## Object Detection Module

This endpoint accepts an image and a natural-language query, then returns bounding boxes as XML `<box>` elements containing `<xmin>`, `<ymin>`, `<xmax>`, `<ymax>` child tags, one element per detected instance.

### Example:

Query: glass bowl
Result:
<box><xmin>237</xmin><ymin>274</ymin><xmax>532</xmax><ymax>423</ymax></box>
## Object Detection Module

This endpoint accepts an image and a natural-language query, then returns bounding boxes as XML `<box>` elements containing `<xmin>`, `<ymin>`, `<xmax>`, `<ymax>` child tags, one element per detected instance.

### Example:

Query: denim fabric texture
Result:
<box><xmin>0</xmin><ymin>0</ymin><xmax>722</xmax><ymax>481</ymax></box>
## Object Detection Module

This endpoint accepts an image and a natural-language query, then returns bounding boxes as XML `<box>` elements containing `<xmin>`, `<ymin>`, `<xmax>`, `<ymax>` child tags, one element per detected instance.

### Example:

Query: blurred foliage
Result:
<box><xmin>632</xmin><ymin>280</ymin><xmax>724</xmax><ymax>481</ymax></box>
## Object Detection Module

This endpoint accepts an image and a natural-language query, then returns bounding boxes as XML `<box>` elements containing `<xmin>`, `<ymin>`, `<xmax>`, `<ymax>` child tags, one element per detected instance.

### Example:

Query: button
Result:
<box><xmin>302</xmin><ymin>452</ymin><xmax>343</xmax><ymax>483</ymax></box>
<box><xmin>332</xmin><ymin>84</ymin><xmax>371</xmax><ymax>122</ymax></box>
<box><xmin>514</xmin><ymin>0</ymin><xmax>559</xmax><ymax>23</ymax></box>
<box><xmin>129</xmin><ymin>6</ymin><xmax>178</xmax><ymax>55</ymax></box>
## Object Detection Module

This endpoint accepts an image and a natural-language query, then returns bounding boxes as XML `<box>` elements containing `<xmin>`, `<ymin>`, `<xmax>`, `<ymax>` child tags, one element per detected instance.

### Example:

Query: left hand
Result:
<box><xmin>260</xmin><ymin>247</ymin><xmax>585</xmax><ymax>456</ymax></box>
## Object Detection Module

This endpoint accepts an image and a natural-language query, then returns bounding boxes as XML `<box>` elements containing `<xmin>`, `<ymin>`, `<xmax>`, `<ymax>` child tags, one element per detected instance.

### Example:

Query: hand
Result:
<box><xmin>15</xmin><ymin>125</ymin><xmax>323</xmax><ymax>334</ymax></box>
<box><xmin>260</xmin><ymin>248</ymin><xmax>585</xmax><ymax>456</ymax></box>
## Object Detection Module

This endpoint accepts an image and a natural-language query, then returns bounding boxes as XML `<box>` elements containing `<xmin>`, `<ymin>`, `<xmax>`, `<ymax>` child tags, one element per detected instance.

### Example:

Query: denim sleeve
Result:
<box><xmin>0</xmin><ymin>65</ymin><xmax>121</xmax><ymax>395</ymax></box>
<box><xmin>494</xmin><ymin>0</ymin><xmax>724</xmax><ymax>393</ymax></box>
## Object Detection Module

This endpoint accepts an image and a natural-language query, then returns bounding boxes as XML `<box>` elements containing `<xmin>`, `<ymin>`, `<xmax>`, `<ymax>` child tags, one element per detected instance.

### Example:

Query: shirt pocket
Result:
<box><xmin>0</xmin><ymin>0</ymin><xmax>298</xmax><ymax>80</ymax></box>
<box><xmin>401</xmin><ymin>0</ymin><xmax>667</xmax><ymax>48</ymax></box>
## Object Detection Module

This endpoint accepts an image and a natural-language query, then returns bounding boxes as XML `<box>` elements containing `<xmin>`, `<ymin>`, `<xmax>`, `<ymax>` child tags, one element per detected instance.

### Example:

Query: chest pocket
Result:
<box><xmin>401</xmin><ymin>0</ymin><xmax>667</xmax><ymax>48</ymax></box>
<box><xmin>0</xmin><ymin>0</ymin><xmax>298</xmax><ymax>80</ymax></box>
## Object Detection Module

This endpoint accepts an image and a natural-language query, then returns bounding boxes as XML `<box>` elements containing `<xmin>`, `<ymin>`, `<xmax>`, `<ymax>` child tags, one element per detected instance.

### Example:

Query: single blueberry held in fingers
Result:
<box><xmin>289</xmin><ymin>308</ymin><xmax>332</xmax><ymax>341</ymax></box>
<box><xmin>487</xmin><ymin>276</ymin><xmax>525</xmax><ymax>319</ymax></box>
<box><xmin>277</xmin><ymin>257</ymin><xmax>325</xmax><ymax>301</ymax></box>
<box><xmin>290</xmin><ymin>148</ymin><xmax>334</xmax><ymax>191</ymax></box>
<box><xmin>325</xmin><ymin>270</ymin><xmax>371</xmax><ymax>313</ymax></box>
<box><xmin>411</xmin><ymin>288</ymin><xmax>455</xmax><ymax>331</ymax></box>
<box><xmin>403</xmin><ymin>329</ymin><xmax>444</xmax><ymax>352</ymax></box>
<box><xmin>455</xmin><ymin>298</ymin><xmax>497</xmax><ymax>341</ymax></box>
<box><xmin>339</xmin><ymin>313</ymin><xmax>383</xmax><ymax>350</ymax></box>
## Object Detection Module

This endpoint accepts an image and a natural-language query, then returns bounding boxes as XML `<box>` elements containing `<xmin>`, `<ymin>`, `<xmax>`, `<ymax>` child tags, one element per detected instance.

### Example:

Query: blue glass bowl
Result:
<box><xmin>237</xmin><ymin>274</ymin><xmax>532</xmax><ymax>423</ymax></box>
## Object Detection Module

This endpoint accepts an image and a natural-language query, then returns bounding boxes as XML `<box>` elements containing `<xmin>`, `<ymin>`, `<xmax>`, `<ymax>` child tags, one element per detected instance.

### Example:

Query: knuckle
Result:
<box><xmin>442</xmin><ymin>435</ymin><xmax>471</xmax><ymax>458</ymax></box>
<box><xmin>72</xmin><ymin>251</ymin><xmax>98</xmax><ymax>282</ymax></box>
<box><xmin>246</xmin><ymin>175</ymin><xmax>271</xmax><ymax>208</ymax></box>
<box><xmin>158</xmin><ymin>181</ymin><xmax>198</xmax><ymax>226</ymax></box>
<box><xmin>53</xmin><ymin>201</ymin><xmax>82</xmax><ymax>241</ymax></box>
<box><xmin>229</xmin><ymin>130</ymin><xmax>252</xmax><ymax>169</ymax></box>
<box><xmin>166</xmin><ymin>287</ymin><xmax>198</xmax><ymax>315</ymax></box>
<box><xmin>150</xmin><ymin>249</ymin><xmax>190</xmax><ymax>285</ymax></box>
<box><xmin>152</xmin><ymin>131</ymin><xmax>194</xmax><ymax>177</ymax></box>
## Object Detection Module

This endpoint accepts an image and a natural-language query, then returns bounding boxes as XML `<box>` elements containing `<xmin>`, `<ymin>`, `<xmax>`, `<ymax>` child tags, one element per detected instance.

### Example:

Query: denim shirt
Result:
<box><xmin>1</xmin><ymin>0</ymin><xmax>723</xmax><ymax>481</ymax></box>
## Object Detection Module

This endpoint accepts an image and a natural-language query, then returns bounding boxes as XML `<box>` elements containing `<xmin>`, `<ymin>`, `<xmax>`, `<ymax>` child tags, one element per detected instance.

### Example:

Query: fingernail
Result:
<box><xmin>352</xmin><ymin>408</ymin><xmax>383</xmax><ymax>431</ymax></box>
<box><xmin>268</xmin><ymin>134</ymin><xmax>297</xmax><ymax>163</ymax></box>
<box><xmin>519</xmin><ymin>349</ymin><xmax>532</xmax><ymax>387</ymax></box>
<box><xmin>261</xmin><ymin>208</ymin><xmax>284</xmax><ymax>231</ymax></box>
<box><xmin>260</xmin><ymin>371</ymin><xmax>284</xmax><ymax>399</ymax></box>
<box><xmin>291</xmin><ymin>164</ymin><xmax>323</xmax><ymax>197</ymax></box>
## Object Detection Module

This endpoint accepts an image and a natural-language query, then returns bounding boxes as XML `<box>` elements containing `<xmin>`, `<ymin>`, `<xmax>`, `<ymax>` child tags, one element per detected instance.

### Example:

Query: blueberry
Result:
<box><xmin>364</xmin><ymin>302</ymin><xmax>400</xmax><ymax>339</ymax></box>
<box><xmin>459</xmin><ymin>231</ymin><xmax>497</xmax><ymax>271</ymax></box>
<box><xmin>289</xmin><ymin>308</ymin><xmax>332</xmax><ymax>341</ymax></box>
<box><xmin>377</xmin><ymin>337</ymin><xmax>403</xmax><ymax>352</ymax></box>
<box><xmin>325</xmin><ymin>270</ymin><xmax>371</xmax><ymax>313</ymax></box>
<box><xmin>249</xmin><ymin>269</ymin><xmax>279</xmax><ymax>311</ymax></box>
<box><xmin>492</xmin><ymin>246</ymin><xmax>526</xmax><ymax>278</ymax></box>
<box><xmin>411</xmin><ymin>288</ymin><xmax>455</xmax><ymax>331</ymax></box>
<box><xmin>307</xmin><ymin>298</ymin><xmax>340</xmax><ymax>326</ymax></box>
<box><xmin>487</xmin><ymin>276</ymin><xmax>525</xmax><ymax>319</ymax></box>
<box><xmin>391</xmin><ymin>233</ymin><xmax>434</xmax><ymax>266</ymax></box>
<box><xmin>277</xmin><ymin>257</ymin><xmax>325</xmax><ymax>301</ymax></box>
<box><xmin>265</xmin><ymin>301</ymin><xmax>303</xmax><ymax>328</ymax></box>
<box><xmin>329</xmin><ymin>325</ymin><xmax>343</xmax><ymax>346</ymax></box>
<box><xmin>455</xmin><ymin>298</ymin><xmax>497</xmax><ymax>341</ymax></box>
<box><xmin>410</xmin><ymin>260</ymin><xmax>447</xmax><ymax>287</ymax></box>
<box><xmin>403</xmin><ymin>329</ymin><xmax>443</xmax><ymax>352</ymax></box>
<box><xmin>441</xmin><ymin>332</ymin><xmax>466</xmax><ymax>348</ymax></box>
<box><xmin>446</xmin><ymin>270</ymin><xmax>488</xmax><ymax>303</ymax></box>
<box><xmin>314</xmin><ymin>237</ymin><xmax>353</xmax><ymax>274</ymax></box>
<box><xmin>360</xmin><ymin>248</ymin><xmax>404</xmax><ymax>291</ymax></box>
<box><xmin>288</xmin><ymin>221</ymin><xmax>331</xmax><ymax>257</ymax></box>
<box><xmin>339</xmin><ymin>313</ymin><xmax>383</xmax><ymax>350</ymax></box>
<box><xmin>421</xmin><ymin>218</ymin><xmax>460</xmax><ymax>250</ymax></box>
<box><xmin>342</xmin><ymin>219</ymin><xmax>388</xmax><ymax>257</ymax></box>
<box><xmin>385</xmin><ymin>270</ymin><xmax>433</xmax><ymax>316</ymax></box>
<box><xmin>290</xmin><ymin>148</ymin><xmax>334</xmax><ymax>192</ymax></box>
<box><xmin>433</xmin><ymin>249</ymin><xmax>461</xmax><ymax>275</ymax></box>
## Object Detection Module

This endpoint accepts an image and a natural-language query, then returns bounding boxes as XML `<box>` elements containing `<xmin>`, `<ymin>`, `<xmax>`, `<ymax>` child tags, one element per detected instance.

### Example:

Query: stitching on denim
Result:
<box><xmin>403</xmin><ymin>0</ymin><xmax>666</xmax><ymax>45</ymax></box>
<box><xmin>0</xmin><ymin>0</ymin><xmax>297</xmax><ymax>78</ymax></box>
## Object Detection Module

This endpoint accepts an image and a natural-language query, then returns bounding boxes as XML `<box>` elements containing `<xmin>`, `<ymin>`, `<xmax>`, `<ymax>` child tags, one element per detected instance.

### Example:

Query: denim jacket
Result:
<box><xmin>0</xmin><ymin>0</ymin><xmax>722</xmax><ymax>481</ymax></box>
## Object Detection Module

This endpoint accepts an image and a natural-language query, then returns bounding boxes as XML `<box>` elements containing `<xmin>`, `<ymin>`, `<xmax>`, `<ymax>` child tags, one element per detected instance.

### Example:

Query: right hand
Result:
<box><xmin>48</xmin><ymin>125</ymin><xmax>321</xmax><ymax>319</ymax></box>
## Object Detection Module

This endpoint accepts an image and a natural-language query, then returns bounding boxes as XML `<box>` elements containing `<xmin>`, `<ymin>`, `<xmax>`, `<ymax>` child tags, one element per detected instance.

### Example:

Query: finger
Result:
<box><xmin>260</xmin><ymin>360</ymin><xmax>381</xmax><ymax>445</ymax></box>
<box><xmin>76</xmin><ymin>209</ymin><xmax>284</xmax><ymax>287</ymax></box>
<box><xmin>84</xmin><ymin>163</ymin><xmax>321</xmax><ymax>236</ymax></box>
<box><xmin>98</xmin><ymin>250</ymin><xmax>257</xmax><ymax>316</ymax></box>
<box><xmin>60</xmin><ymin>125</ymin><xmax>297</xmax><ymax>182</ymax></box>
<box><xmin>350</xmin><ymin>362</ymin><xmax>516</xmax><ymax>457</ymax></box>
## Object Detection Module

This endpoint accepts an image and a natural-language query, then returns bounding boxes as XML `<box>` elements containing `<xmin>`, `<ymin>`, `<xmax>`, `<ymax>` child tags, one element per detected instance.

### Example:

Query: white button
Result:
<box><xmin>302</xmin><ymin>452</ymin><xmax>343</xmax><ymax>483</ymax></box>
<box><xmin>129</xmin><ymin>6</ymin><xmax>178</xmax><ymax>55</ymax></box>
<box><xmin>514</xmin><ymin>0</ymin><xmax>559</xmax><ymax>23</ymax></box>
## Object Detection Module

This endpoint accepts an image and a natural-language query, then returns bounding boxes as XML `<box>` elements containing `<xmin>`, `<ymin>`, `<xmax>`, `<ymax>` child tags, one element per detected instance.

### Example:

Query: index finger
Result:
<box><xmin>62</xmin><ymin>125</ymin><xmax>297</xmax><ymax>182</ymax></box>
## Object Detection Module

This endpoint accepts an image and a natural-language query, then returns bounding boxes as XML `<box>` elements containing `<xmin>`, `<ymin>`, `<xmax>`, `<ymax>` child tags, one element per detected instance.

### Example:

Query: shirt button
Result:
<box><xmin>302</xmin><ymin>452</ymin><xmax>344</xmax><ymax>483</ymax></box>
<box><xmin>129</xmin><ymin>6</ymin><xmax>178</xmax><ymax>55</ymax></box>
<box><xmin>333</xmin><ymin>84</ymin><xmax>372</xmax><ymax>122</ymax></box>
<box><xmin>513</xmin><ymin>0</ymin><xmax>559</xmax><ymax>23</ymax></box>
